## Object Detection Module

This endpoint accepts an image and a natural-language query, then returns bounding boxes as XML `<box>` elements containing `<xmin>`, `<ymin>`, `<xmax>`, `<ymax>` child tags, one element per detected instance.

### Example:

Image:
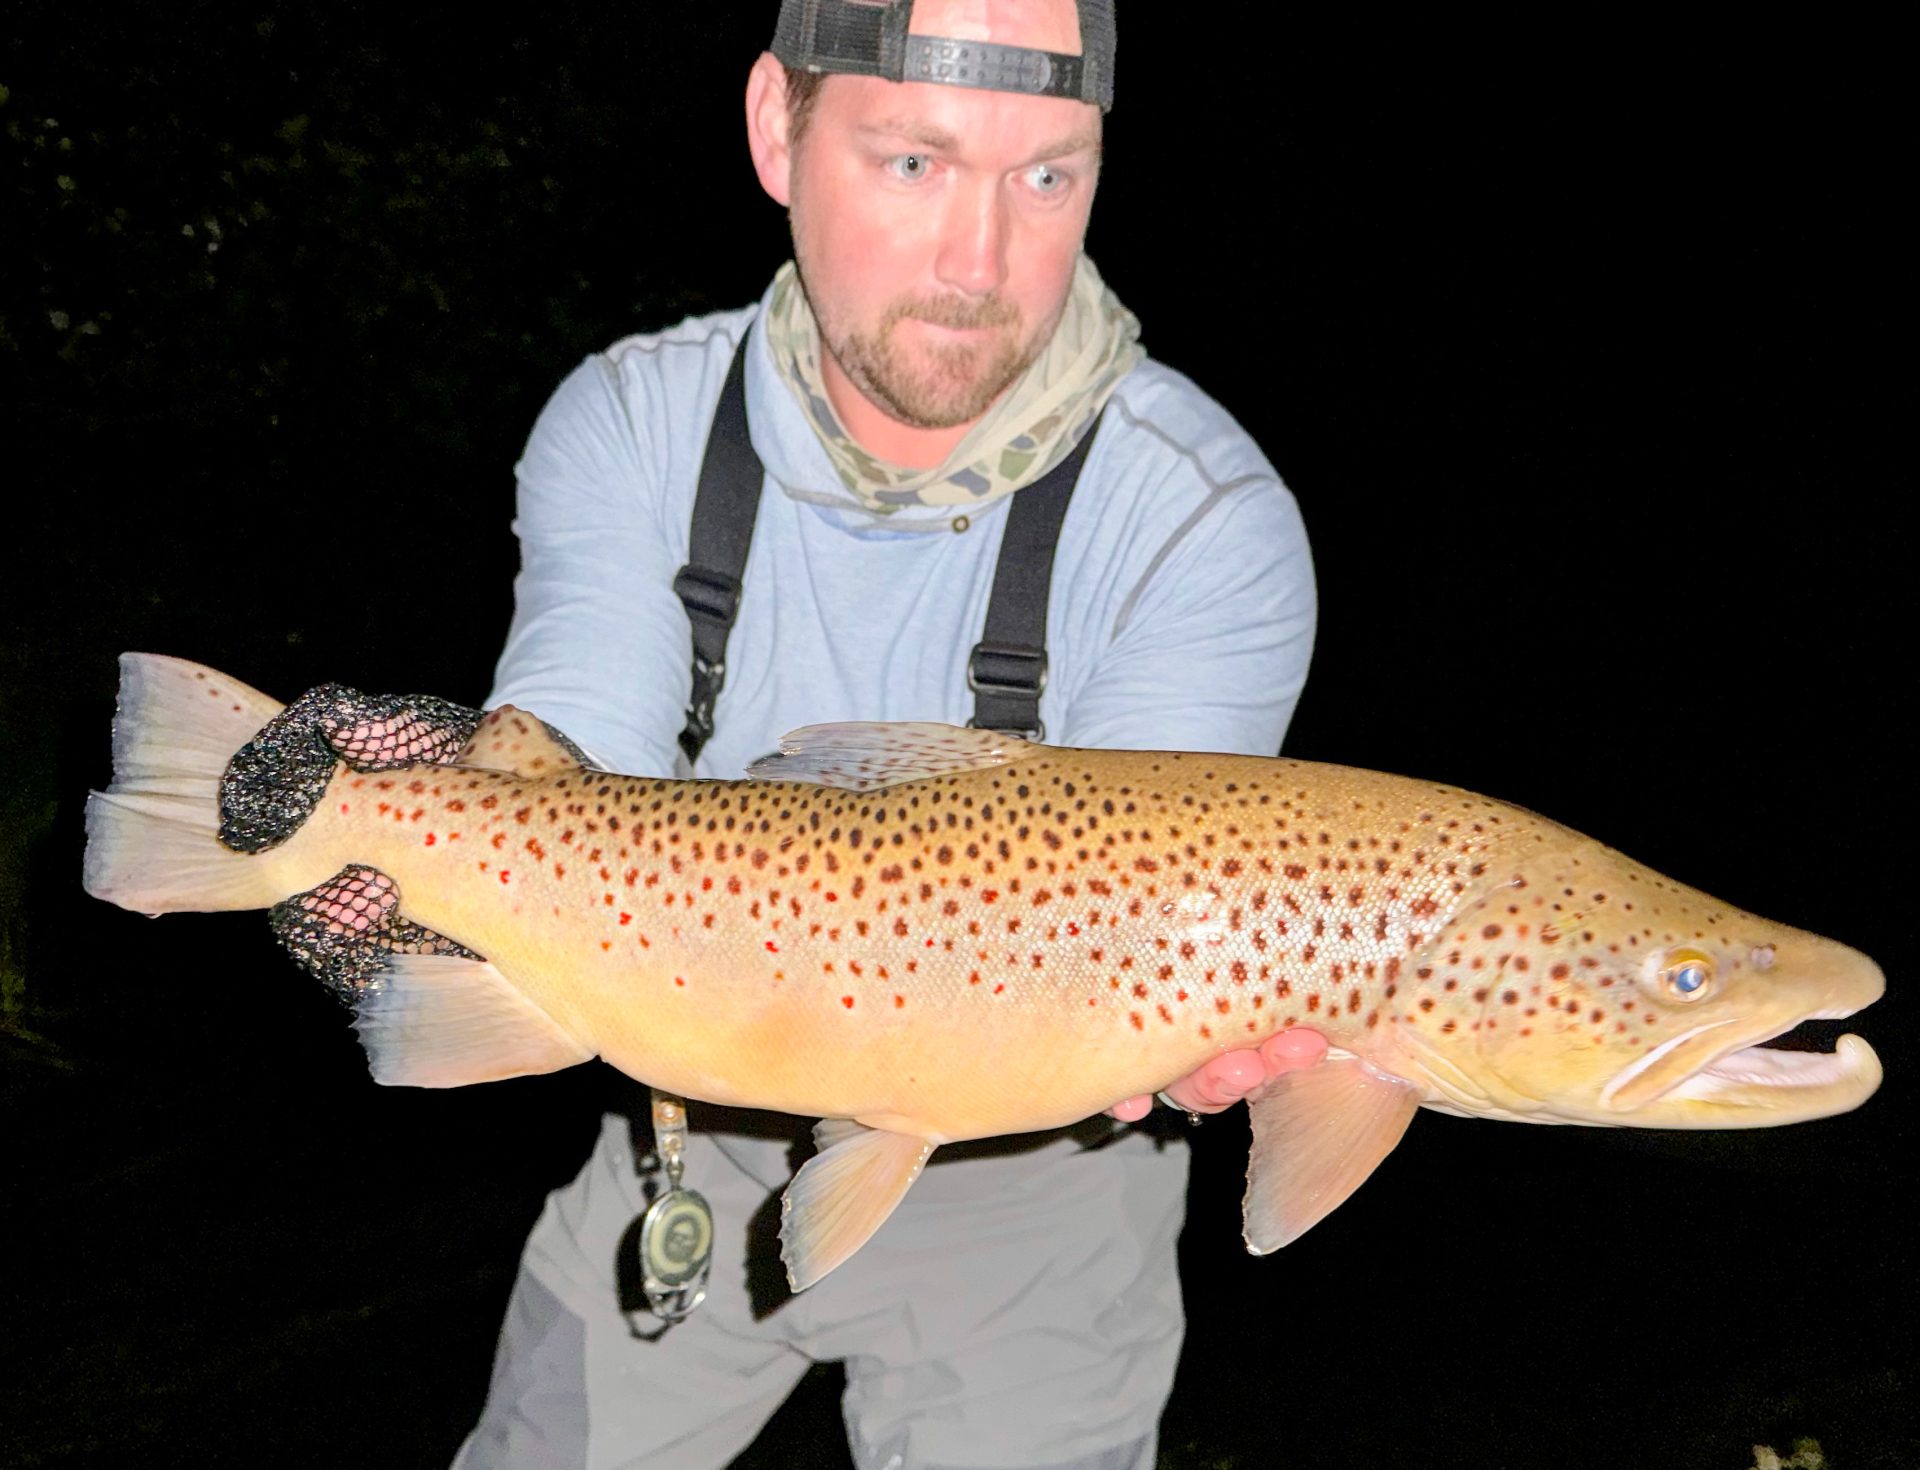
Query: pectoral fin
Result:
<box><xmin>351</xmin><ymin>952</ymin><xmax>594</xmax><ymax>1087</ymax></box>
<box><xmin>1243</xmin><ymin>1054</ymin><xmax>1421</xmax><ymax>1253</ymax></box>
<box><xmin>779</xmin><ymin>1120</ymin><xmax>937</xmax><ymax>1290</ymax></box>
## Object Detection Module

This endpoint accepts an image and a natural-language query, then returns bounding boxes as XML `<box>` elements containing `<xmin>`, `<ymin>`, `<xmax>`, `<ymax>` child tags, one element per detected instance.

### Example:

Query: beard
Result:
<box><xmin>806</xmin><ymin>280</ymin><xmax>1045</xmax><ymax>431</ymax></box>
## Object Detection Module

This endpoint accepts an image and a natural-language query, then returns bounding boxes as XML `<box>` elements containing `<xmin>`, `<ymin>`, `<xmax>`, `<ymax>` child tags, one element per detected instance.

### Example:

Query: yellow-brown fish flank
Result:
<box><xmin>319</xmin><ymin>752</ymin><xmax>1813</xmax><ymax>1078</ymax></box>
<box><xmin>85</xmin><ymin>660</ymin><xmax>1885</xmax><ymax>1285</ymax></box>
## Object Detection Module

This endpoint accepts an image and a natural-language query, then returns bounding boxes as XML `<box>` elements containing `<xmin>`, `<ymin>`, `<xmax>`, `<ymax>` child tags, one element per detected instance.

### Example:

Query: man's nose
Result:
<box><xmin>933</xmin><ymin>178</ymin><xmax>1009</xmax><ymax>297</ymax></box>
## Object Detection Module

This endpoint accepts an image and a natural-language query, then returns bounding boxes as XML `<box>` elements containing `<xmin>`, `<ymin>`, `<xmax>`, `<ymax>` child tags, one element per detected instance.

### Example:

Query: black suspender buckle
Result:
<box><xmin>672</xmin><ymin>566</ymin><xmax>743</xmax><ymax>628</ymax></box>
<box><xmin>967</xmin><ymin>641</ymin><xmax>1048</xmax><ymax>741</ymax></box>
<box><xmin>674</xmin><ymin>565</ymin><xmax>744</xmax><ymax>766</ymax></box>
<box><xmin>967</xmin><ymin>641</ymin><xmax>1049</xmax><ymax>698</ymax></box>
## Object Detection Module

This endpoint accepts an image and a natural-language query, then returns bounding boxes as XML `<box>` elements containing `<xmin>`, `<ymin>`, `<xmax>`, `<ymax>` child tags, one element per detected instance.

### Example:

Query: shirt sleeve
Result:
<box><xmin>1056</xmin><ymin>476</ymin><xmax>1316</xmax><ymax>759</ymax></box>
<box><xmin>487</xmin><ymin>355</ymin><xmax>694</xmax><ymax>777</ymax></box>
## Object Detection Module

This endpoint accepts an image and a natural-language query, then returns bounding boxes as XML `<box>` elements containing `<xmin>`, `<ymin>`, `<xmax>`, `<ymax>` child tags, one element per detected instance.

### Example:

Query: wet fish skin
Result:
<box><xmin>82</xmin><ymin>655</ymin><xmax>1885</xmax><ymax>1286</ymax></box>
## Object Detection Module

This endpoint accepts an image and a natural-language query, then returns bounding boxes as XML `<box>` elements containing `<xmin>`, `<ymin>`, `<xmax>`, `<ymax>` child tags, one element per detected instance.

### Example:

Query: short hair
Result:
<box><xmin>783</xmin><ymin>62</ymin><xmax>829</xmax><ymax>149</ymax></box>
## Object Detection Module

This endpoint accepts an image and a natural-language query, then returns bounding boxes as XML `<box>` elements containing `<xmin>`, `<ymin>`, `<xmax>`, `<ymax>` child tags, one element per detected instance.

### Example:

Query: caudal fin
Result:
<box><xmin>83</xmin><ymin>654</ymin><xmax>290</xmax><ymax>914</ymax></box>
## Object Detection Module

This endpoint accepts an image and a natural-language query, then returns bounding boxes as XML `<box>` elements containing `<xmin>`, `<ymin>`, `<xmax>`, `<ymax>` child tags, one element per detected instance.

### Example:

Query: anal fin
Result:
<box><xmin>353</xmin><ymin>952</ymin><xmax>595</xmax><ymax>1087</ymax></box>
<box><xmin>1243</xmin><ymin>1054</ymin><xmax>1421</xmax><ymax>1253</ymax></box>
<box><xmin>780</xmin><ymin>1120</ymin><xmax>937</xmax><ymax>1290</ymax></box>
<box><xmin>270</xmin><ymin>864</ymin><xmax>593</xmax><ymax>1088</ymax></box>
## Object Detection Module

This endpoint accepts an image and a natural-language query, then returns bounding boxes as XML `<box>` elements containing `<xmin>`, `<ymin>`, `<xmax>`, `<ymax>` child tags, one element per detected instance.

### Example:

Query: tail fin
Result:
<box><xmin>83</xmin><ymin>654</ymin><xmax>290</xmax><ymax>915</ymax></box>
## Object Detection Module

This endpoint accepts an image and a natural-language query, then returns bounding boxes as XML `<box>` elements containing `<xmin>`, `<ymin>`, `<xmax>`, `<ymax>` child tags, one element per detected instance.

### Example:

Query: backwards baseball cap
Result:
<box><xmin>771</xmin><ymin>0</ymin><xmax>1116</xmax><ymax>112</ymax></box>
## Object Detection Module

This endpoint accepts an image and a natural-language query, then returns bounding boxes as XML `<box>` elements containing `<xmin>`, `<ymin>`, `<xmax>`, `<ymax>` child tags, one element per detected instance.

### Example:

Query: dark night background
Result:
<box><xmin>1</xmin><ymin>8</ymin><xmax>1909</xmax><ymax>1469</ymax></box>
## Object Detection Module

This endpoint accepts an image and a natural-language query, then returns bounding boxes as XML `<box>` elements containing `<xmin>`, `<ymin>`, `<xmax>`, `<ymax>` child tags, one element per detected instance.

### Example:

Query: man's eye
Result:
<box><xmin>887</xmin><ymin>154</ymin><xmax>931</xmax><ymax>181</ymax></box>
<box><xmin>1026</xmin><ymin>164</ymin><xmax>1069</xmax><ymax>195</ymax></box>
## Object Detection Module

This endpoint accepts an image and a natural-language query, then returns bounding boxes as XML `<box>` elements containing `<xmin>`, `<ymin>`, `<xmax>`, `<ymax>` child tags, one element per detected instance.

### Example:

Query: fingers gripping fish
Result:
<box><xmin>83</xmin><ymin>655</ymin><xmax>1886</xmax><ymax>1291</ymax></box>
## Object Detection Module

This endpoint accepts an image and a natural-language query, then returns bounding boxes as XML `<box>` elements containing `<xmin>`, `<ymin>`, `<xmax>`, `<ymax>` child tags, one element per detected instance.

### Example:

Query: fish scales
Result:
<box><xmin>259</xmin><ymin>738</ymin><xmax>1755</xmax><ymax>1136</ymax></box>
<box><xmin>84</xmin><ymin>658</ymin><xmax>1884</xmax><ymax>1285</ymax></box>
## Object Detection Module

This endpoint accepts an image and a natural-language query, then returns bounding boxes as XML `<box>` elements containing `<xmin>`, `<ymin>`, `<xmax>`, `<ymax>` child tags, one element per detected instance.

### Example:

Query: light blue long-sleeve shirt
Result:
<box><xmin>489</xmin><ymin>280</ymin><xmax>1315</xmax><ymax>775</ymax></box>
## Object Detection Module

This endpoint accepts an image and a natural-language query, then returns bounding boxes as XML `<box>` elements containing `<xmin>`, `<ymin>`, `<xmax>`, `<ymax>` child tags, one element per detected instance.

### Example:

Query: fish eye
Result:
<box><xmin>1654</xmin><ymin>947</ymin><xmax>1716</xmax><ymax>1002</ymax></box>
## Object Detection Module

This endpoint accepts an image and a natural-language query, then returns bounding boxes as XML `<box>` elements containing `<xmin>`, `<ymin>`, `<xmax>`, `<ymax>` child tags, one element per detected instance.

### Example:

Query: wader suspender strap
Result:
<box><xmin>965</xmin><ymin>417</ymin><xmax>1100</xmax><ymax>740</ymax></box>
<box><xmin>674</xmin><ymin>336</ymin><xmax>758</xmax><ymax>767</ymax></box>
<box><xmin>673</xmin><ymin>328</ymin><xmax>1104</xmax><ymax>762</ymax></box>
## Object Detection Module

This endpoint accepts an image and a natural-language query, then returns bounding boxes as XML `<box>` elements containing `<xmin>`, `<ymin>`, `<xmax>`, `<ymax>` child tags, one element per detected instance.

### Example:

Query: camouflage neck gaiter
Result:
<box><xmin>762</xmin><ymin>253</ymin><xmax>1144</xmax><ymax>523</ymax></box>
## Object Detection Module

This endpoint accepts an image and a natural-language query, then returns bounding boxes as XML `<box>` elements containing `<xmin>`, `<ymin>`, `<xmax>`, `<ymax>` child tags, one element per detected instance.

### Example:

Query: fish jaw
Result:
<box><xmin>1647</xmin><ymin>1032</ymin><xmax>1882</xmax><ymax>1123</ymax></box>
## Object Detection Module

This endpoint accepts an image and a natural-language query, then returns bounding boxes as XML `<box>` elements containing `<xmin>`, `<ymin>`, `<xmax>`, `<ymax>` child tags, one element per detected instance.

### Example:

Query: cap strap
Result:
<box><xmin>900</xmin><ymin>35</ymin><xmax>1088</xmax><ymax>102</ymax></box>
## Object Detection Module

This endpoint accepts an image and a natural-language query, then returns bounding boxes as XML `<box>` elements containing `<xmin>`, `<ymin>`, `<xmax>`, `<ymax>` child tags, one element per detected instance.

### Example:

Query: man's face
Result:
<box><xmin>784</xmin><ymin>4</ymin><xmax>1102</xmax><ymax>430</ymax></box>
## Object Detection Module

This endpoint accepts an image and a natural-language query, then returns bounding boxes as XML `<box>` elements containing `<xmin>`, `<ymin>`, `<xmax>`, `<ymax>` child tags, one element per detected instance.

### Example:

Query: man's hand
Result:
<box><xmin>1106</xmin><ymin>1029</ymin><xmax>1329</xmax><ymax>1122</ymax></box>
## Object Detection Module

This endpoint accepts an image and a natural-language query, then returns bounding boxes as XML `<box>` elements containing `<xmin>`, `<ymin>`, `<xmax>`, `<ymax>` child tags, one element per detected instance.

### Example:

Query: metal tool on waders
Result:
<box><xmin>628</xmin><ymin>1090</ymin><xmax>714</xmax><ymax>1331</ymax></box>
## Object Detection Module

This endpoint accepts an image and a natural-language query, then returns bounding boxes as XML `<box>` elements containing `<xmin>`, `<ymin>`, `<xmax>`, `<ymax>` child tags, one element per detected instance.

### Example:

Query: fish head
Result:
<box><xmin>1391</xmin><ymin>827</ymin><xmax>1884</xmax><ymax>1129</ymax></box>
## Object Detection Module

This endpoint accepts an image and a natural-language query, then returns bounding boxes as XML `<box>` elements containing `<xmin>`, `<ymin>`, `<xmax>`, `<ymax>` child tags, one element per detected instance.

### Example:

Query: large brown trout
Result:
<box><xmin>84</xmin><ymin>655</ymin><xmax>1884</xmax><ymax>1288</ymax></box>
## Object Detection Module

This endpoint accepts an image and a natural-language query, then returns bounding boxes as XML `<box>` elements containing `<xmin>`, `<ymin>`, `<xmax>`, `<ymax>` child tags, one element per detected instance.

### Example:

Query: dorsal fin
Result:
<box><xmin>452</xmin><ymin>706</ymin><xmax>587</xmax><ymax>777</ymax></box>
<box><xmin>747</xmin><ymin>721</ymin><xmax>1039</xmax><ymax>792</ymax></box>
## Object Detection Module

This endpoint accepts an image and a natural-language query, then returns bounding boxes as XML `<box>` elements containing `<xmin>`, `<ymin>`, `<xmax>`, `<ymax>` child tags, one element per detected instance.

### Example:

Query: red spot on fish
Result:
<box><xmin>842</xmin><ymin>995</ymin><xmax>855</xmax><ymax>1009</ymax></box>
<box><xmin>339</xmin><ymin>804</ymin><xmax>350</xmax><ymax>814</ymax></box>
<box><xmin>675</xmin><ymin>976</ymin><xmax>685</xmax><ymax>986</ymax></box>
<box><xmin>499</xmin><ymin>871</ymin><xmax>511</xmax><ymax>884</ymax></box>
<box><xmin>424</xmin><ymin>833</ymin><xmax>436</xmax><ymax>846</ymax></box>
<box><xmin>1130</xmin><ymin>1012</ymin><xmax>1144</xmax><ymax>1030</ymax></box>
<box><xmin>619</xmin><ymin>913</ymin><xmax>632</xmax><ymax>925</ymax></box>
<box><xmin>766</xmin><ymin>940</ymin><xmax>780</xmax><ymax>953</ymax></box>
<box><xmin>894</xmin><ymin>995</ymin><xmax>905</xmax><ymax>1008</ymax></box>
<box><xmin>554</xmin><ymin>863</ymin><xmax>566</xmax><ymax>878</ymax></box>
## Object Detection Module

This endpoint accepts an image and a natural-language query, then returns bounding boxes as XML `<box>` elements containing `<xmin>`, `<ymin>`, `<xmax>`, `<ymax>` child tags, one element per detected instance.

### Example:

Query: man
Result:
<box><xmin>456</xmin><ymin>3</ymin><xmax>1320</xmax><ymax>1466</ymax></box>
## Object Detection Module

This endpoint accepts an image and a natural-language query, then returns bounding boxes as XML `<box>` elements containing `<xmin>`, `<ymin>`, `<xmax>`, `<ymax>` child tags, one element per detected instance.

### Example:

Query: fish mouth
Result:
<box><xmin>1600</xmin><ymin>1008</ymin><xmax>1883</xmax><ymax>1123</ymax></box>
